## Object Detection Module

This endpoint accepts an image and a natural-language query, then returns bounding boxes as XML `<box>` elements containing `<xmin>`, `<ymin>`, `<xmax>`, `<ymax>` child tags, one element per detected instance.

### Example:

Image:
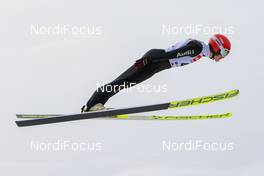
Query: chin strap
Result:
<box><xmin>211</xmin><ymin>36</ymin><xmax>229</xmax><ymax>58</ymax></box>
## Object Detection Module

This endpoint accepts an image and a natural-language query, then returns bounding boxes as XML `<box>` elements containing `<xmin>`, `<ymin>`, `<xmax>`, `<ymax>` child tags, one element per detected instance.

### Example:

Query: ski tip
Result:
<box><xmin>234</xmin><ymin>89</ymin><xmax>239</xmax><ymax>94</ymax></box>
<box><xmin>225</xmin><ymin>112</ymin><xmax>233</xmax><ymax>118</ymax></box>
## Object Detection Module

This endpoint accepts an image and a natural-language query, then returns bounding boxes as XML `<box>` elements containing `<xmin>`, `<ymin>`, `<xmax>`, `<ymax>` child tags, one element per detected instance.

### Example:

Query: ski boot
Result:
<box><xmin>81</xmin><ymin>103</ymin><xmax>105</xmax><ymax>113</ymax></box>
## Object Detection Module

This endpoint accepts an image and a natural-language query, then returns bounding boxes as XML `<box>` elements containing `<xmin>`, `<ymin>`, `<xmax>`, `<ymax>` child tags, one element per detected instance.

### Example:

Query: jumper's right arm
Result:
<box><xmin>135</xmin><ymin>40</ymin><xmax>203</xmax><ymax>68</ymax></box>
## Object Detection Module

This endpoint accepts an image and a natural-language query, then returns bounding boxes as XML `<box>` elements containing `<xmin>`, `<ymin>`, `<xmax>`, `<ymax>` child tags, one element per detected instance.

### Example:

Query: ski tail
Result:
<box><xmin>16</xmin><ymin>114</ymin><xmax>62</xmax><ymax>118</ymax></box>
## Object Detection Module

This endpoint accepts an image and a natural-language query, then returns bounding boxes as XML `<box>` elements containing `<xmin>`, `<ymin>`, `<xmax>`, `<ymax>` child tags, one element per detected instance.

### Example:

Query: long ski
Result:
<box><xmin>15</xmin><ymin>89</ymin><xmax>239</xmax><ymax>127</ymax></box>
<box><xmin>16</xmin><ymin>113</ymin><xmax>232</xmax><ymax>120</ymax></box>
<box><xmin>113</xmin><ymin>113</ymin><xmax>232</xmax><ymax>120</ymax></box>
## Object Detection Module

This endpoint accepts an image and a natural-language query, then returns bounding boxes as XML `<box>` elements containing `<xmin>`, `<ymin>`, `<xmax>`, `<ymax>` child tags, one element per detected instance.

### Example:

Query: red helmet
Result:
<box><xmin>209</xmin><ymin>34</ymin><xmax>231</xmax><ymax>58</ymax></box>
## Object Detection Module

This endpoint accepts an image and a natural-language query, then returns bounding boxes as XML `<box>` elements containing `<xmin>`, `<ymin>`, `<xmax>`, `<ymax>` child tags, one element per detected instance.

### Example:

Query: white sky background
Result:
<box><xmin>0</xmin><ymin>0</ymin><xmax>263</xmax><ymax>175</ymax></box>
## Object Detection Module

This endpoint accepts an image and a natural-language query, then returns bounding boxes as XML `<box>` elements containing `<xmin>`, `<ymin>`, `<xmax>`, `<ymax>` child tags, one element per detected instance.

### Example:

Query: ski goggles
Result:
<box><xmin>212</xmin><ymin>36</ymin><xmax>230</xmax><ymax>58</ymax></box>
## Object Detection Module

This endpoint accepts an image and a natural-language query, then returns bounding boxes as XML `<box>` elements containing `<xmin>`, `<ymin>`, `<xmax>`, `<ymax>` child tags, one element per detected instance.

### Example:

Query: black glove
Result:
<box><xmin>134</xmin><ymin>56</ymin><xmax>151</xmax><ymax>69</ymax></box>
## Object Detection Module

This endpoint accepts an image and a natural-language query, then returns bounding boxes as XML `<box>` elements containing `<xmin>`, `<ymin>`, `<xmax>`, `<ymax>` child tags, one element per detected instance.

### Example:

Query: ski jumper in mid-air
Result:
<box><xmin>81</xmin><ymin>34</ymin><xmax>231</xmax><ymax>112</ymax></box>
